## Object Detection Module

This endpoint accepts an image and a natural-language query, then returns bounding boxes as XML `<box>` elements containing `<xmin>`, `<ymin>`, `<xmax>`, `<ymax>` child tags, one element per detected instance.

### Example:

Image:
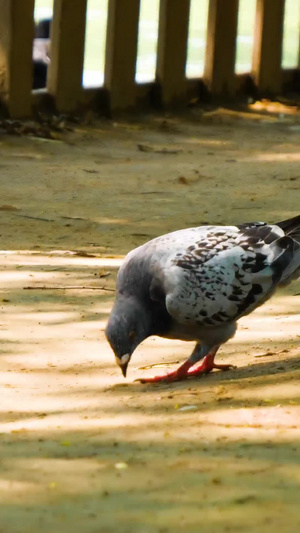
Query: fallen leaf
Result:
<box><xmin>177</xmin><ymin>176</ymin><xmax>188</xmax><ymax>185</ymax></box>
<box><xmin>177</xmin><ymin>405</ymin><xmax>198</xmax><ymax>412</ymax></box>
<box><xmin>98</xmin><ymin>270</ymin><xmax>110</xmax><ymax>278</ymax></box>
<box><xmin>137</xmin><ymin>143</ymin><xmax>181</xmax><ymax>155</ymax></box>
<box><xmin>0</xmin><ymin>204</ymin><xmax>19</xmax><ymax>211</ymax></box>
<box><xmin>114</xmin><ymin>462</ymin><xmax>128</xmax><ymax>470</ymax></box>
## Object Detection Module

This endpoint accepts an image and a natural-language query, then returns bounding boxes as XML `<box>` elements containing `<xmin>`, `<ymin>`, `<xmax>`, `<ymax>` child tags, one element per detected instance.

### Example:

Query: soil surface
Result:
<box><xmin>0</xmin><ymin>103</ymin><xmax>300</xmax><ymax>532</ymax></box>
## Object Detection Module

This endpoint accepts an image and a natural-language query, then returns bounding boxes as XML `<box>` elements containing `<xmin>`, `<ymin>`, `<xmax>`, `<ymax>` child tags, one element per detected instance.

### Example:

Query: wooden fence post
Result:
<box><xmin>0</xmin><ymin>0</ymin><xmax>34</xmax><ymax>118</ymax></box>
<box><xmin>47</xmin><ymin>0</ymin><xmax>87</xmax><ymax>112</ymax></box>
<box><xmin>203</xmin><ymin>0</ymin><xmax>239</xmax><ymax>96</ymax></box>
<box><xmin>156</xmin><ymin>0</ymin><xmax>190</xmax><ymax>107</ymax></box>
<box><xmin>105</xmin><ymin>0</ymin><xmax>140</xmax><ymax>112</ymax></box>
<box><xmin>252</xmin><ymin>0</ymin><xmax>285</xmax><ymax>93</ymax></box>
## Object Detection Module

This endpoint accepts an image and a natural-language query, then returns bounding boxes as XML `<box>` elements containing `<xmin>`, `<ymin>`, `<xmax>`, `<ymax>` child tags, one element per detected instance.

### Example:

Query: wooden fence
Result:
<box><xmin>0</xmin><ymin>0</ymin><xmax>299</xmax><ymax>118</ymax></box>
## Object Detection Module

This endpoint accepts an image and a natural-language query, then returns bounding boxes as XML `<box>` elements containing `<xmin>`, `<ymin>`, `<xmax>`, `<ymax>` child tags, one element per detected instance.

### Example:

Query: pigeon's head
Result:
<box><xmin>105</xmin><ymin>294</ymin><xmax>151</xmax><ymax>378</ymax></box>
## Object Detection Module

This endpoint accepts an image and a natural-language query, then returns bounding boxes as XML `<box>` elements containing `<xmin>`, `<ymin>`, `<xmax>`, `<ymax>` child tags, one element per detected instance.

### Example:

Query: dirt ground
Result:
<box><xmin>0</xmin><ymin>103</ymin><xmax>300</xmax><ymax>532</ymax></box>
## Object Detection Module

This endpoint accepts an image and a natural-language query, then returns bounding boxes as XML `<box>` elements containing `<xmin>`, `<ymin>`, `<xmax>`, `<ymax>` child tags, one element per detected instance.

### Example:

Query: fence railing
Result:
<box><xmin>0</xmin><ymin>0</ymin><xmax>299</xmax><ymax>118</ymax></box>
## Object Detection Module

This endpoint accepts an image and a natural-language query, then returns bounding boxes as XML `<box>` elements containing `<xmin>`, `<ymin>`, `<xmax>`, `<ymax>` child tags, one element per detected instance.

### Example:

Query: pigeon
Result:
<box><xmin>105</xmin><ymin>215</ymin><xmax>300</xmax><ymax>383</ymax></box>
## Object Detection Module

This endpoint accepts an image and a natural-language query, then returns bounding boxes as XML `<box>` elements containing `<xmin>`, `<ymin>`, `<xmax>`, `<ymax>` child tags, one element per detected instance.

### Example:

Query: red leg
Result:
<box><xmin>136</xmin><ymin>346</ymin><xmax>235</xmax><ymax>384</ymax></box>
<box><xmin>135</xmin><ymin>360</ymin><xmax>193</xmax><ymax>384</ymax></box>
<box><xmin>187</xmin><ymin>349</ymin><xmax>236</xmax><ymax>377</ymax></box>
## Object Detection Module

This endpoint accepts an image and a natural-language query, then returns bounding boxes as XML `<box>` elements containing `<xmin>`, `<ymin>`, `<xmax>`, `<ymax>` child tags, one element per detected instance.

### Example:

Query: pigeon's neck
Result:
<box><xmin>149</xmin><ymin>298</ymin><xmax>172</xmax><ymax>337</ymax></box>
<box><xmin>118</xmin><ymin>254</ymin><xmax>173</xmax><ymax>337</ymax></box>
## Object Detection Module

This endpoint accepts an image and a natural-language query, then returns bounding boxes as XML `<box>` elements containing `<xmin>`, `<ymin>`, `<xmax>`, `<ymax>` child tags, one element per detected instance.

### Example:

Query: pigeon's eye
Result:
<box><xmin>129</xmin><ymin>330</ymin><xmax>136</xmax><ymax>341</ymax></box>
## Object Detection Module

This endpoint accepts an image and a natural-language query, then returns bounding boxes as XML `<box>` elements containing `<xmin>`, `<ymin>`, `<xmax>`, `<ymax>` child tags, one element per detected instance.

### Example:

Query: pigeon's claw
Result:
<box><xmin>187</xmin><ymin>359</ymin><xmax>236</xmax><ymax>377</ymax></box>
<box><xmin>135</xmin><ymin>360</ymin><xmax>193</xmax><ymax>384</ymax></box>
<box><xmin>135</xmin><ymin>371</ymin><xmax>187</xmax><ymax>384</ymax></box>
<box><xmin>135</xmin><ymin>352</ymin><xmax>236</xmax><ymax>384</ymax></box>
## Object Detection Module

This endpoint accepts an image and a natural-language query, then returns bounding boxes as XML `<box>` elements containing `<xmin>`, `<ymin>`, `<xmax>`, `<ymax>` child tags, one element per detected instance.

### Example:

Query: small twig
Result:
<box><xmin>23</xmin><ymin>285</ymin><xmax>115</xmax><ymax>292</ymax></box>
<box><xmin>137</xmin><ymin>143</ymin><xmax>181</xmax><ymax>154</ymax></box>
<box><xmin>138</xmin><ymin>361</ymin><xmax>180</xmax><ymax>370</ymax></box>
<box><xmin>232</xmin><ymin>206</ymin><xmax>263</xmax><ymax>210</ymax></box>
<box><xmin>254</xmin><ymin>352</ymin><xmax>276</xmax><ymax>358</ymax></box>
<box><xmin>14</xmin><ymin>214</ymin><xmax>54</xmax><ymax>222</ymax></box>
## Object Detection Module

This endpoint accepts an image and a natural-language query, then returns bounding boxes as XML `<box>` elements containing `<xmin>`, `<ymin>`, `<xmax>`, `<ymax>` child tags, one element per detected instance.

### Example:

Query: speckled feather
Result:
<box><xmin>118</xmin><ymin>218</ymin><xmax>300</xmax><ymax>334</ymax></box>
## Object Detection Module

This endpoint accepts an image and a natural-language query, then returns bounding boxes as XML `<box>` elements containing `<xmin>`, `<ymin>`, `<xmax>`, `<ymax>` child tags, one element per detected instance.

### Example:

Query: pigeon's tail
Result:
<box><xmin>274</xmin><ymin>215</ymin><xmax>300</xmax><ymax>285</ymax></box>
<box><xmin>277</xmin><ymin>214</ymin><xmax>300</xmax><ymax>244</ymax></box>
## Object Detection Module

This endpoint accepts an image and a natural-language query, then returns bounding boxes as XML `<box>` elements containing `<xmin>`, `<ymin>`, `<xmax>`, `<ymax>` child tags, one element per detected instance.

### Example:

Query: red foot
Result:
<box><xmin>187</xmin><ymin>360</ymin><xmax>236</xmax><ymax>377</ymax></box>
<box><xmin>135</xmin><ymin>360</ymin><xmax>192</xmax><ymax>384</ymax></box>
<box><xmin>135</xmin><ymin>354</ymin><xmax>236</xmax><ymax>384</ymax></box>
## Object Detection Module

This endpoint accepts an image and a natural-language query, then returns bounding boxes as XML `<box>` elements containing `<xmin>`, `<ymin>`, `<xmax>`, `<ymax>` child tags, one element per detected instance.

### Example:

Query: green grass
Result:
<box><xmin>186</xmin><ymin>0</ymin><xmax>209</xmax><ymax>77</ymax></box>
<box><xmin>34</xmin><ymin>0</ymin><xmax>300</xmax><ymax>85</ymax></box>
<box><xmin>282</xmin><ymin>0</ymin><xmax>300</xmax><ymax>68</ymax></box>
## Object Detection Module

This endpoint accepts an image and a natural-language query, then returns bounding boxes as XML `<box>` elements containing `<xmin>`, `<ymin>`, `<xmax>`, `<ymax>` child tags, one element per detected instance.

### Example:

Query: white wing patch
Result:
<box><xmin>119</xmin><ymin>222</ymin><xmax>296</xmax><ymax>328</ymax></box>
<box><xmin>164</xmin><ymin>228</ymin><xmax>277</xmax><ymax>325</ymax></box>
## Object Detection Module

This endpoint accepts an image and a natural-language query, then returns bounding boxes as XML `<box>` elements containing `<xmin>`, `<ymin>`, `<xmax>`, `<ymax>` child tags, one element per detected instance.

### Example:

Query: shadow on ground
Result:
<box><xmin>0</xmin><ymin>107</ymin><xmax>300</xmax><ymax>532</ymax></box>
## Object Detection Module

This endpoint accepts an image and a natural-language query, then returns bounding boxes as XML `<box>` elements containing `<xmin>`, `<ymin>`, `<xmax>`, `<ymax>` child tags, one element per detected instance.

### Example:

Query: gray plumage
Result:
<box><xmin>105</xmin><ymin>215</ymin><xmax>300</xmax><ymax>382</ymax></box>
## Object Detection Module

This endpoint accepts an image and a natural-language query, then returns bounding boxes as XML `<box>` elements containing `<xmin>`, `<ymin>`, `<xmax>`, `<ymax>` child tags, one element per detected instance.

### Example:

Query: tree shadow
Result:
<box><xmin>0</xmin><ymin>421</ymin><xmax>299</xmax><ymax>532</ymax></box>
<box><xmin>1</xmin><ymin>109</ymin><xmax>300</xmax><ymax>531</ymax></box>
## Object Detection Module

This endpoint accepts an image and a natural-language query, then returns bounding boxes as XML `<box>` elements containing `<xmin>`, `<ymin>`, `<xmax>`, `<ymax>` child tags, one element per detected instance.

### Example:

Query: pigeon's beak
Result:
<box><xmin>120</xmin><ymin>361</ymin><xmax>129</xmax><ymax>378</ymax></box>
<box><xmin>116</xmin><ymin>354</ymin><xmax>130</xmax><ymax>378</ymax></box>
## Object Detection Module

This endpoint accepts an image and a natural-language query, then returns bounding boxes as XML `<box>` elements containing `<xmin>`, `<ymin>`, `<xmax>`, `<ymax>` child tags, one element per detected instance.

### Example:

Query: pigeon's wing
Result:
<box><xmin>237</xmin><ymin>220</ymin><xmax>300</xmax><ymax>285</ymax></box>
<box><xmin>162</xmin><ymin>223</ymin><xmax>297</xmax><ymax>326</ymax></box>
